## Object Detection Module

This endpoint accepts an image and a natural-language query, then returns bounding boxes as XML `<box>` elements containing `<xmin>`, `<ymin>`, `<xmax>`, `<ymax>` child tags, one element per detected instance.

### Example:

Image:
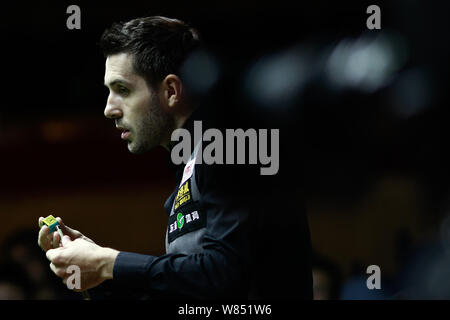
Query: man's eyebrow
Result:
<box><xmin>104</xmin><ymin>79</ymin><xmax>132</xmax><ymax>88</ymax></box>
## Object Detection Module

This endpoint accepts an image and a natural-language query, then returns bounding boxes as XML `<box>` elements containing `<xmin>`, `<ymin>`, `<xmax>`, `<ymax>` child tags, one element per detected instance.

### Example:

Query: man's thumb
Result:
<box><xmin>61</xmin><ymin>235</ymin><xmax>72</xmax><ymax>247</ymax></box>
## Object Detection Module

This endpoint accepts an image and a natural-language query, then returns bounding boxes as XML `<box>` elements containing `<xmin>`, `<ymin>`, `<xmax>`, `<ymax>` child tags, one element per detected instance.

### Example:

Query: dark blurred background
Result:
<box><xmin>0</xmin><ymin>0</ymin><xmax>450</xmax><ymax>299</ymax></box>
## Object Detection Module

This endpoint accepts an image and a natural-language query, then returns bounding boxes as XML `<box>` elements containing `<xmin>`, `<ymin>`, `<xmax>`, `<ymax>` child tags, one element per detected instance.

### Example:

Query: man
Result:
<box><xmin>38</xmin><ymin>16</ymin><xmax>313</xmax><ymax>299</ymax></box>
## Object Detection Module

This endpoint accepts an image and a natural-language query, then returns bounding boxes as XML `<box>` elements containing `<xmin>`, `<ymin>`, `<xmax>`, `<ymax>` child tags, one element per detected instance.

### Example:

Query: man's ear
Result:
<box><xmin>161</xmin><ymin>74</ymin><xmax>183</xmax><ymax>108</ymax></box>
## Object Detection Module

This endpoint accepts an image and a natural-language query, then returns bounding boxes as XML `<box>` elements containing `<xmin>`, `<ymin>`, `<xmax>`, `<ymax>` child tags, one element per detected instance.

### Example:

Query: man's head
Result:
<box><xmin>100</xmin><ymin>16</ymin><xmax>201</xmax><ymax>153</ymax></box>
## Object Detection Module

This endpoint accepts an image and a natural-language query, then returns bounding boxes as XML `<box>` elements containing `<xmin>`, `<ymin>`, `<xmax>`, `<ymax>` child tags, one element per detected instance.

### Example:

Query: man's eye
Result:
<box><xmin>118</xmin><ymin>86</ymin><xmax>129</xmax><ymax>96</ymax></box>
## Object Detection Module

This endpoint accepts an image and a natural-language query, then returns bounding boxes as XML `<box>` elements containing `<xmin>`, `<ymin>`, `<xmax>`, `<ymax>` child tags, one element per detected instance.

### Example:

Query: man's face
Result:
<box><xmin>104</xmin><ymin>53</ymin><xmax>172</xmax><ymax>154</ymax></box>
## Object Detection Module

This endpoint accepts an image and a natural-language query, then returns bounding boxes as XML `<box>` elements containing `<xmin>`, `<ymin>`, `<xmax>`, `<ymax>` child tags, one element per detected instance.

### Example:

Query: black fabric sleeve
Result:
<box><xmin>112</xmin><ymin>164</ymin><xmax>252</xmax><ymax>299</ymax></box>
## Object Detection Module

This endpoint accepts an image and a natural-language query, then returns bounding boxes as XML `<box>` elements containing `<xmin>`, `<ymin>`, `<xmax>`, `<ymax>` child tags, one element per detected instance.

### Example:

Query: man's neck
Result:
<box><xmin>161</xmin><ymin>111</ymin><xmax>193</xmax><ymax>151</ymax></box>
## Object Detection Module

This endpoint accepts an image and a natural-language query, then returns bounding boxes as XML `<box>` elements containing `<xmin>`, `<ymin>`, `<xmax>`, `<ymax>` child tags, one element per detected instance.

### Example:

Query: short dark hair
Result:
<box><xmin>100</xmin><ymin>16</ymin><xmax>201</xmax><ymax>88</ymax></box>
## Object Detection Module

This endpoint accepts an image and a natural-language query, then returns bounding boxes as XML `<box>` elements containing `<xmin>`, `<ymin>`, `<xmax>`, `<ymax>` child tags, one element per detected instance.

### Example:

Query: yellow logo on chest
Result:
<box><xmin>174</xmin><ymin>181</ymin><xmax>191</xmax><ymax>210</ymax></box>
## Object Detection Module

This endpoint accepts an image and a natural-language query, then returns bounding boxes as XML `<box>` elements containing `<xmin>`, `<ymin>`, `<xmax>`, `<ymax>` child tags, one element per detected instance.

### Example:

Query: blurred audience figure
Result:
<box><xmin>392</xmin><ymin>225</ymin><xmax>450</xmax><ymax>299</ymax></box>
<box><xmin>0</xmin><ymin>262</ymin><xmax>33</xmax><ymax>299</ymax></box>
<box><xmin>391</xmin><ymin>193</ymin><xmax>450</xmax><ymax>299</ymax></box>
<box><xmin>311</xmin><ymin>251</ymin><xmax>342</xmax><ymax>300</ymax></box>
<box><xmin>0</xmin><ymin>228</ymin><xmax>80</xmax><ymax>299</ymax></box>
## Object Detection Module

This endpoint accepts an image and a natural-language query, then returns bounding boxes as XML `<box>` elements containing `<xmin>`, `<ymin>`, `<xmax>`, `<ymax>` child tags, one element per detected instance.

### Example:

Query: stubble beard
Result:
<box><xmin>128</xmin><ymin>95</ymin><xmax>174</xmax><ymax>155</ymax></box>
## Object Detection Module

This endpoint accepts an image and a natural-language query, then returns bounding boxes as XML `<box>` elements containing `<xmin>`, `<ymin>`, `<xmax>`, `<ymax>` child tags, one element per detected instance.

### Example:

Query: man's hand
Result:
<box><xmin>46</xmin><ymin>235</ymin><xmax>119</xmax><ymax>291</ymax></box>
<box><xmin>38</xmin><ymin>216</ymin><xmax>95</xmax><ymax>251</ymax></box>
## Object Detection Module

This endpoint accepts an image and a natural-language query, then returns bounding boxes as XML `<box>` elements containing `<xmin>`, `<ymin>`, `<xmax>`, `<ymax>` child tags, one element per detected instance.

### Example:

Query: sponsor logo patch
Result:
<box><xmin>168</xmin><ymin>202</ymin><xmax>206</xmax><ymax>243</ymax></box>
<box><xmin>174</xmin><ymin>180</ymin><xmax>192</xmax><ymax>210</ymax></box>
<box><xmin>180</xmin><ymin>157</ymin><xmax>196</xmax><ymax>186</ymax></box>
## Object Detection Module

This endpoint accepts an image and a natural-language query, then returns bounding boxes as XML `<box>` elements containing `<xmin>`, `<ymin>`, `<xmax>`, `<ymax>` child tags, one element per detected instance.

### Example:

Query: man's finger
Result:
<box><xmin>38</xmin><ymin>225</ymin><xmax>50</xmax><ymax>251</ymax></box>
<box><xmin>56</xmin><ymin>217</ymin><xmax>82</xmax><ymax>239</ymax></box>
<box><xmin>49</xmin><ymin>262</ymin><xmax>66</xmax><ymax>278</ymax></box>
<box><xmin>61</xmin><ymin>235</ymin><xmax>72</xmax><ymax>247</ymax></box>
<box><xmin>38</xmin><ymin>217</ymin><xmax>43</xmax><ymax>228</ymax></box>
<box><xmin>46</xmin><ymin>249</ymin><xmax>55</xmax><ymax>262</ymax></box>
<box><xmin>39</xmin><ymin>224</ymin><xmax>49</xmax><ymax>237</ymax></box>
<box><xmin>53</xmin><ymin>231</ymin><xmax>61</xmax><ymax>249</ymax></box>
<box><xmin>46</xmin><ymin>248</ymin><xmax>61</xmax><ymax>263</ymax></box>
<box><xmin>49</xmin><ymin>262</ymin><xmax>57</xmax><ymax>274</ymax></box>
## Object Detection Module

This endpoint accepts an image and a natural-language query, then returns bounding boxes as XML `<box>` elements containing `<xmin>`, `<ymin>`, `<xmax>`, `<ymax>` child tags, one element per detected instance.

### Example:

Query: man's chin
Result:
<box><xmin>127</xmin><ymin>142</ymin><xmax>142</xmax><ymax>154</ymax></box>
<box><xmin>127</xmin><ymin>141</ymin><xmax>151</xmax><ymax>155</ymax></box>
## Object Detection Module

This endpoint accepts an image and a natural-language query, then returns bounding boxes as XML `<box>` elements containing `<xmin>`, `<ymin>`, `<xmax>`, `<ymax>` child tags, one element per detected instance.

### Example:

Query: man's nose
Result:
<box><xmin>104</xmin><ymin>94</ymin><xmax>123</xmax><ymax>119</ymax></box>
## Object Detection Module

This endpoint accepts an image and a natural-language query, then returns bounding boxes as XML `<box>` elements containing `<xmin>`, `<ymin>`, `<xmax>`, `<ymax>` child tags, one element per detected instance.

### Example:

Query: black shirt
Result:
<box><xmin>111</xmin><ymin>107</ymin><xmax>313</xmax><ymax>299</ymax></box>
